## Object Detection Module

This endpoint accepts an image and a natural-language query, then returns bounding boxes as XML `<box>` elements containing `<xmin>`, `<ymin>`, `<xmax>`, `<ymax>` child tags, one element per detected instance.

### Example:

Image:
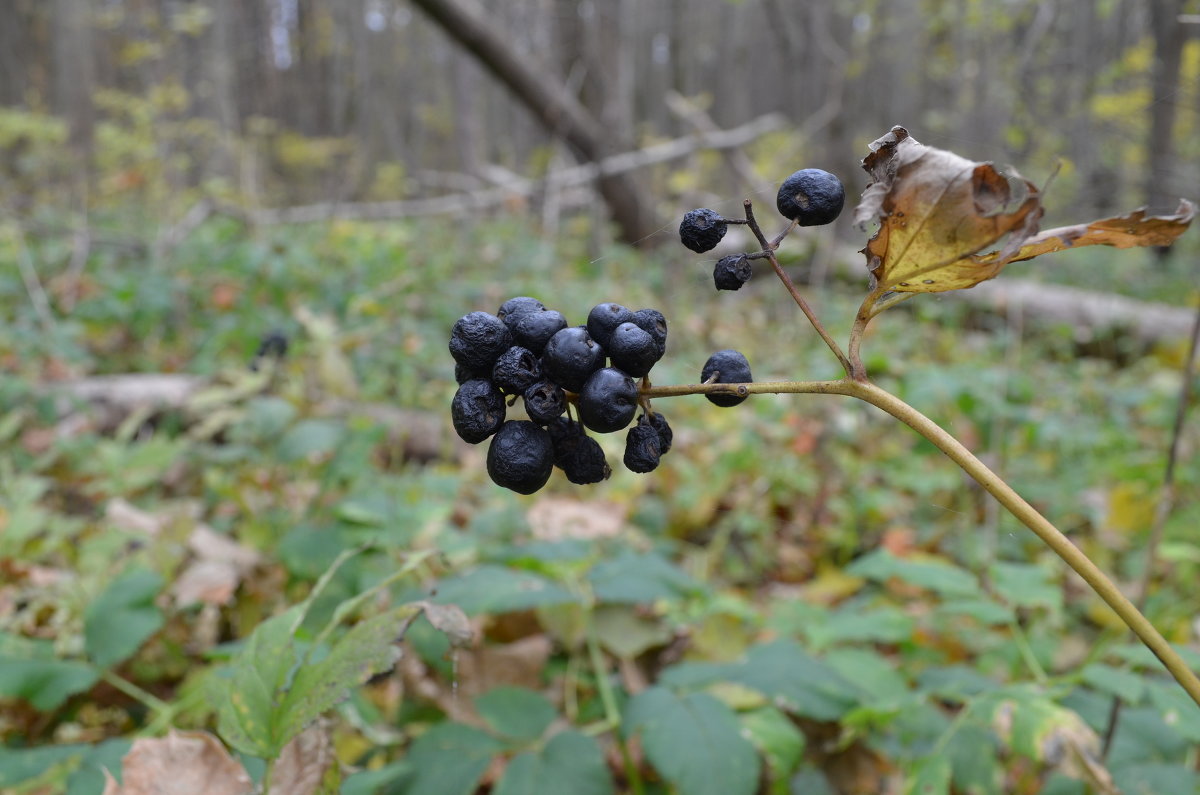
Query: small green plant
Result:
<box><xmin>449</xmin><ymin>125</ymin><xmax>1199</xmax><ymax>712</ymax></box>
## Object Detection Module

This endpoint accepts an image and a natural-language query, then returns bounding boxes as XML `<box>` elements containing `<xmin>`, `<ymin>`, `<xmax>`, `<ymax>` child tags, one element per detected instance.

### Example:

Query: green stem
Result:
<box><xmin>100</xmin><ymin>669</ymin><xmax>172</xmax><ymax>716</ymax></box>
<box><xmin>639</xmin><ymin>377</ymin><xmax>1200</xmax><ymax>709</ymax></box>
<box><xmin>586</xmin><ymin>625</ymin><xmax>644</xmax><ymax>795</ymax></box>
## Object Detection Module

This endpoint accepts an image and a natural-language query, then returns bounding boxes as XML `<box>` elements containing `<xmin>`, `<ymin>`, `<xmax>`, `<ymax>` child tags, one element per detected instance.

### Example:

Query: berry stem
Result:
<box><xmin>640</xmin><ymin>376</ymin><xmax>1200</xmax><ymax>710</ymax></box>
<box><xmin>741</xmin><ymin>199</ymin><xmax>852</xmax><ymax>376</ymax></box>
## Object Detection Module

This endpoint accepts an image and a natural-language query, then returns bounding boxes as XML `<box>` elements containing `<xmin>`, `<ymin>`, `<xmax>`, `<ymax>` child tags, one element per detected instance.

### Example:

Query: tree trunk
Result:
<box><xmin>409</xmin><ymin>0</ymin><xmax>662</xmax><ymax>247</ymax></box>
<box><xmin>1145</xmin><ymin>0</ymin><xmax>1187</xmax><ymax>213</ymax></box>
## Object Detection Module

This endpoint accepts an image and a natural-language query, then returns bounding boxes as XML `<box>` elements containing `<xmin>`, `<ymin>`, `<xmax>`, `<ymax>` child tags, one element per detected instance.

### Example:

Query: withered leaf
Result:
<box><xmin>857</xmin><ymin>126</ymin><xmax>1042</xmax><ymax>293</ymax></box>
<box><xmin>103</xmin><ymin>730</ymin><xmax>253</xmax><ymax>795</ymax></box>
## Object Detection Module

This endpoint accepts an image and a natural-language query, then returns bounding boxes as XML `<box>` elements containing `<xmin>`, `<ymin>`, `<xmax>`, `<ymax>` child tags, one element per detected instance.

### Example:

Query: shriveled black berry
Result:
<box><xmin>679</xmin><ymin>208</ymin><xmax>728</xmax><ymax>253</ymax></box>
<box><xmin>455</xmin><ymin>362</ymin><xmax>490</xmax><ymax>385</ymax></box>
<box><xmin>578</xmin><ymin>367</ymin><xmax>639</xmax><ymax>433</ymax></box>
<box><xmin>623</xmin><ymin>420</ymin><xmax>661</xmax><ymax>473</ymax></box>
<box><xmin>631</xmin><ymin>308</ymin><xmax>668</xmax><ymax>356</ymax></box>
<box><xmin>701</xmin><ymin>349</ymin><xmax>753</xmax><ymax>407</ymax></box>
<box><xmin>776</xmin><ymin>169</ymin><xmax>845</xmax><ymax>226</ymax></box>
<box><xmin>647</xmin><ymin>411</ymin><xmax>673</xmax><ymax>455</ymax></box>
<box><xmin>586</xmin><ymin>302</ymin><xmax>635</xmax><ymax>348</ymax></box>
<box><xmin>451</xmin><ymin>378</ymin><xmax>506</xmax><ymax>444</ymax></box>
<box><xmin>607</xmin><ymin>322</ymin><xmax>661</xmax><ymax>378</ymax></box>
<box><xmin>559</xmin><ymin>434</ymin><xmax>611</xmax><ymax>484</ymax></box>
<box><xmin>449</xmin><ymin>312</ymin><xmax>513</xmax><ymax>371</ymax></box>
<box><xmin>492</xmin><ymin>346</ymin><xmax>542</xmax><ymax>395</ymax></box>
<box><xmin>523</xmin><ymin>380</ymin><xmax>567</xmax><ymax>424</ymax></box>
<box><xmin>251</xmin><ymin>330</ymin><xmax>289</xmax><ymax>370</ymax></box>
<box><xmin>497</xmin><ymin>296</ymin><xmax>545</xmax><ymax>328</ymax></box>
<box><xmin>713</xmin><ymin>254</ymin><xmax>752</xmax><ymax>291</ymax></box>
<box><xmin>510</xmin><ymin>309</ymin><xmax>568</xmax><ymax>356</ymax></box>
<box><xmin>486</xmin><ymin>420</ymin><xmax>554</xmax><ymax>494</ymax></box>
<box><xmin>541</xmin><ymin>326</ymin><xmax>605</xmax><ymax>393</ymax></box>
<box><xmin>547</xmin><ymin>416</ymin><xmax>586</xmax><ymax>461</ymax></box>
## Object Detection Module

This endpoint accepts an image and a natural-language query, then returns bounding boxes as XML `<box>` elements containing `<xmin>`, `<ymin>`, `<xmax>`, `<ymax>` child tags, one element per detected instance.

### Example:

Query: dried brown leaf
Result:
<box><xmin>270</xmin><ymin>721</ymin><xmax>339</xmax><ymax>795</ymax></box>
<box><xmin>976</xmin><ymin>199</ymin><xmax>1197</xmax><ymax>266</ymax></box>
<box><xmin>107</xmin><ymin>730</ymin><xmax>253</xmax><ymax>795</ymax></box>
<box><xmin>857</xmin><ymin>126</ymin><xmax>1042</xmax><ymax>293</ymax></box>
<box><xmin>526</xmin><ymin>496</ymin><xmax>626</xmax><ymax>540</ymax></box>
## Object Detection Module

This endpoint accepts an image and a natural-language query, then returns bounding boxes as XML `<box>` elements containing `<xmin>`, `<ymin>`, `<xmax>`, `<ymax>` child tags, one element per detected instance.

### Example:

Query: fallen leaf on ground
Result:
<box><xmin>102</xmin><ymin>729</ymin><xmax>253</xmax><ymax>795</ymax></box>
<box><xmin>270</xmin><ymin>721</ymin><xmax>339</xmax><ymax>795</ymax></box>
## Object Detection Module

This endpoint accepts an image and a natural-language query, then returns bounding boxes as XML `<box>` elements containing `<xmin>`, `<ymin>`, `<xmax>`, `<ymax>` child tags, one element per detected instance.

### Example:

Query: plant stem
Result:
<box><xmin>639</xmin><ymin>376</ymin><xmax>1200</xmax><ymax>709</ymax></box>
<box><xmin>586</xmin><ymin>625</ymin><xmax>645</xmax><ymax>795</ymax></box>
<box><xmin>100</xmin><ymin>669</ymin><xmax>172</xmax><ymax>716</ymax></box>
<box><xmin>741</xmin><ymin>200</ymin><xmax>852</xmax><ymax>375</ymax></box>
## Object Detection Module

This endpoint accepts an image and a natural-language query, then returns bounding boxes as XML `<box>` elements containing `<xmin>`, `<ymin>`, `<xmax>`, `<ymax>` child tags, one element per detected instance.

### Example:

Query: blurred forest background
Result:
<box><xmin>3</xmin><ymin>1</ymin><xmax>1200</xmax><ymax>794</ymax></box>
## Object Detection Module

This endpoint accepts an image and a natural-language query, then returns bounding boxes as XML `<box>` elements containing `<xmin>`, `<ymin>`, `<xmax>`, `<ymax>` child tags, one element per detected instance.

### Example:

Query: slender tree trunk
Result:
<box><xmin>410</xmin><ymin>0</ymin><xmax>662</xmax><ymax>247</ymax></box>
<box><xmin>1145</xmin><ymin>0</ymin><xmax>1187</xmax><ymax>212</ymax></box>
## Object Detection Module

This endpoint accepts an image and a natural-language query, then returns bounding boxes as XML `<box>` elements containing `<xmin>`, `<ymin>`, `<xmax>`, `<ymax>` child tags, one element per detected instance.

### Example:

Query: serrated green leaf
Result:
<box><xmin>905</xmin><ymin>755</ymin><xmax>952</xmax><ymax>795</ymax></box>
<box><xmin>0</xmin><ymin>658</ymin><xmax>100</xmax><ymax>711</ymax></box>
<box><xmin>740</xmin><ymin>706</ymin><xmax>805</xmax><ymax>795</ymax></box>
<box><xmin>216</xmin><ymin>604</ymin><xmax>304</xmax><ymax>757</ymax></box>
<box><xmin>661</xmin><ymin>641</ymin><xmax>858</xmax><ymax>721</ymax></box>
<box><xmin>847</xmin><ymin>549</ymin><xmax>981</xmax><ymax>597</ymax></box>
<box><xmin>1080</xmin><ymin>663</ymin><xmax>1145</xmax><ymax>704</ymax></box>
<box><xmin>84</xmin><ymin>568</ymin><xmax>165</xmax><ymax>668</ymax></box>
<box><xmin>822</xmin><ymin>648</ymin><xmax>908</xmax><ymax>702</ymax></box>
<box><xmin>400</xmin><ymin>723</ymin><xmax>502</xmax><ymax>795</ymax></box>
<box><xmin>809</xmin><ymin>606</ymin><xmax>914</xmax><ymax>649</ymax></box>
<box><xmin>493</xmin><ymin>731</ymin><xmax>614</xmax><ymax>795</ymax></box>
<box><xmin>944</xmin><ymin>723</ymin><xmax>1002</xmax><ymax>795</ymax></box>
<box><xmin>475</xmin><ymin>686</ymin><xmax>557</xmax><ymax>742</ymax></box>
<box><xmin>916</xmin><ymin>665</ymin><xmax>999</xmax><ymax>703</ymax></box>
<box><xmin>624</xmin><ymin>687</ymin><xmax>760</xmax><ymax>795</ymax></box>
<box><xmin>277</xmin><ymin>607</ymin><xmax>410</xmax><ymax>746</ymax></box>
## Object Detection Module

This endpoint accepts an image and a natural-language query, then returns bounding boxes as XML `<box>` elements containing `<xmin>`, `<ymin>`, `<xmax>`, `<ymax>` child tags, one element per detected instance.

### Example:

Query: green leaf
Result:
<box><xmin>660</xmin><ymin>641</ymin><xmax>859</xmax><ymax>721</ymax></box>
<box><xmin>474</xmin><ymin>686</ymin><xmax>557</xmax><ymax>742</ymax></box>
<box><xmin>493</xmin><ymin>731</ymin><xmax>614</xmax><ymax>795</ymax></box>
<box><xmin>916</xmin><ymin>665</ymin><xmax>999</xmax><ymax>703</ymax></box>
<box><xmin>822</xmin><ymin>648</ymin><xmax>908</xmax><ymax>703</ymax></box>
<box><xmin>277</xmin><ymin>418</ymin><xmax>344</xmax><ymax>461</ymax></box>
<box><xmin>342</xmin><ymin>763</ymin><xmax>412</xmax><ymax>795</ymax></box>
<box><xmin>904</xmin><ymin>755</ymin><xmax>952</xmax><ymax>795</ymax></box>
<box><xmin>592</xmin><ymin>604</ymin><xmax>673</xmax><ymax>659</ymax></box>
<box><xmin>943</xmin><ymin>723</ymin><xmax>1002</xmax><ymax>795</ymax></box>
<box><xmin>400</xmin><ymin>723</ymin><xmax>502</xmax><ymax>795</ymax></box>
<box><xmin>588</xmin><ymin>552</ymin><xmax>705</xmax><ymax>604</ymax></box>
<box><xmin>988</xmin><ymin>562</ymin><xmax>1062</xmax><ymax>611</ymax></box>
<box><xmin>1146</xmin><ymin>682</ymin><xmax>1200</xmax><ymax>743</ymax></box>
<box><xmin>277</xmin><ymin>607</ymin><xmax>411</xmax><ymax>746</ymax></box>
<box><xmin>846</xmin><ymin>549</ymin><xmax>981</xmax><ymax>598</ymax></box>
<box><xmin>0</xmin><ymin>658</ymin><xmax>99</xmax><ymax>710</ymax></box>
<box><xmin>1111</xmin><ymin>763</ymin><xmax>1200</xmax><ymax>795</ymax></box>
<box><xmin>84</xmin><ymin>568</ymin><xmax>165</xmax><ymax>668</ymax></box>
<box><xmin>934</xmin><ymin>599</ymin><xmax>1013</xmax><ymax>626</ymax></box>
<box><xmin>1080</xmin><ymin>663</ymin><xmax>1145</xmax><ymax>704</ymax></box>
<box><xmin>0</xmin><ymin>744</ymin><xmax>87</xmax><ymax>788</ymax></box>
<box><xmin>216</xmin><ymin>604</ymin><xmax>304</xmax><ymax>757</ymax></box>
<box><xmin>739</xmin><ymin>707</ymin><xmax>805</xmax><ymax>795</ymax></box>
<box><xmin>66</xmin><ymin>738</ymin><xmax>132</xmax><ymax>795</ymax></box>
<box><xmin>431</xmin><ymin>565</ymin><xmax>577</xmax><ymax>614</ymax></box>
<box><xmin>808</xmin><ymin>606</ymin><xmax>914</xmax><ymax>649</ymax></box>
<box><xmin>624</xmin><ymin>687</ymin><xmax>760</xmax><ymax>795</ymax></box>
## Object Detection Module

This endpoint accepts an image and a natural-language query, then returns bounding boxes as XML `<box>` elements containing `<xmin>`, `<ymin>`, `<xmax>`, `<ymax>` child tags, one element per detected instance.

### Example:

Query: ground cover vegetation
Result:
<box><xmin>1</xmin><ymin>97</ymin><xmax>1199</xmax><ymax>795</ymax></box>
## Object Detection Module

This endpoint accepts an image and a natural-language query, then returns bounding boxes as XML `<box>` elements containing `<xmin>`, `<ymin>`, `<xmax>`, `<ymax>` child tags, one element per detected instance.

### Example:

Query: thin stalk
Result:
<box><xmin>100</xmin><ymin>669</ymin><xmax>172</xmax><ymax>715</ymax></box>
<box><xmin>586</xmin><ymin>626</ymin><xmax>645</xmax><ymax>795</ymax></box>
<box><xmin>639</xmin><ymin>377</ymin><xmax>1200</xmax><ymax>708</ymax></box>
<box><xmin>741</xmin><ymin>200</ymin><xmax>852</xmax><ymax>375</ymax></box>
<box><xmin>1103</xmin><ymin>298</ymin><xmax>1200</xmax><ymax>753</ymax></box>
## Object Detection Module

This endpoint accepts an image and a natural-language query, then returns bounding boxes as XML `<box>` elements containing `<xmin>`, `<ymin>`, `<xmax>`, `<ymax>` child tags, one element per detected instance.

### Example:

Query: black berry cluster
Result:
<box><xmin>450</xmin><ymin>297</ymin><xmax>674</xmax><ymax>493</ymax></box>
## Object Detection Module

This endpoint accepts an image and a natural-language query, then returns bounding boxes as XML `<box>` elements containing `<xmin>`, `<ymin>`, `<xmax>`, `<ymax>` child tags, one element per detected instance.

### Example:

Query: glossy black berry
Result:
<box><xmin>547</xmin><ymin>416</ymin><xmax>586</xmax><ymax>459</ymax></box>
<box><xmin>451</xmin><ymin>378</ymin><xmax>506</xmax><ymax>444</ymax></box>
<box><xmin>631</xmin><ymin>309</ymin><xmax>668</xmax><ymax>356</ymax></box>
<box><xmin>607</xmin><ymin>322</ymin><xmax>661</xmax><ymax>378</ymax></box>
<box><xmin>492</xmin><ymin>346</ymin><xmax>542</xmax><ymax>395</ymax></box>
<box><xmin>701</xmin><ymin>349</ymin><xmax>753</xmax><ymax>407</ymax></box>
<box><xmin>713</xmin><ymin>254</ymin><xmax>752</xmax><ymax>291</ymax></box>
<box><xmin>497</xmin><ymin>296</ymin><xmax>545</xmax><ymax>328</ymax></box>
<box><xmin>776</xmin><ymin>169</ymin><xmax>845</xmax><ymax>226</ymax></box>
<box><xmin>586</xmin><ymin>302</ymin><xmax>635</xmax><ymax>348</ymax></box>
<box><xmin>510</xmin><ymin>309</ymin><xmax>568</xmax><ymax>356</ymax></box>
<box><xmin>623</xmin><ymin>419</ymin><xmax>661</xmax><ymax>473</ymax></box>
<box><xmin>449</xmin><ymin>312</ymin><xmax>513</xmax><ymax>371</ymax></box>
<box><xmin>647</xmin><ymin>411</ymin><xmax>673</xmax><ymax>455</ymax></box>
<box><xmin>578</xmin><ymin>367</ymin><xmax>639</xmax><ymax>433</ymax></box>
<box><xmin>679</xmin><ymin>208</ymin><xmax>728</xmax><ymax>253</ymax></box>
<box><xmin>486</xmin><ymin>420</ymin><xmax>555</xmax><ymax>494</ymax></box>
<box><xmin>523</xmin><ymin>380</ymin><xmax>567</xmax><ymax>424</ymax></box>
<box><xmin>541</xmin><ymin>326</ymin><xmax>605</xmax><ymax>393</ymax></box>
